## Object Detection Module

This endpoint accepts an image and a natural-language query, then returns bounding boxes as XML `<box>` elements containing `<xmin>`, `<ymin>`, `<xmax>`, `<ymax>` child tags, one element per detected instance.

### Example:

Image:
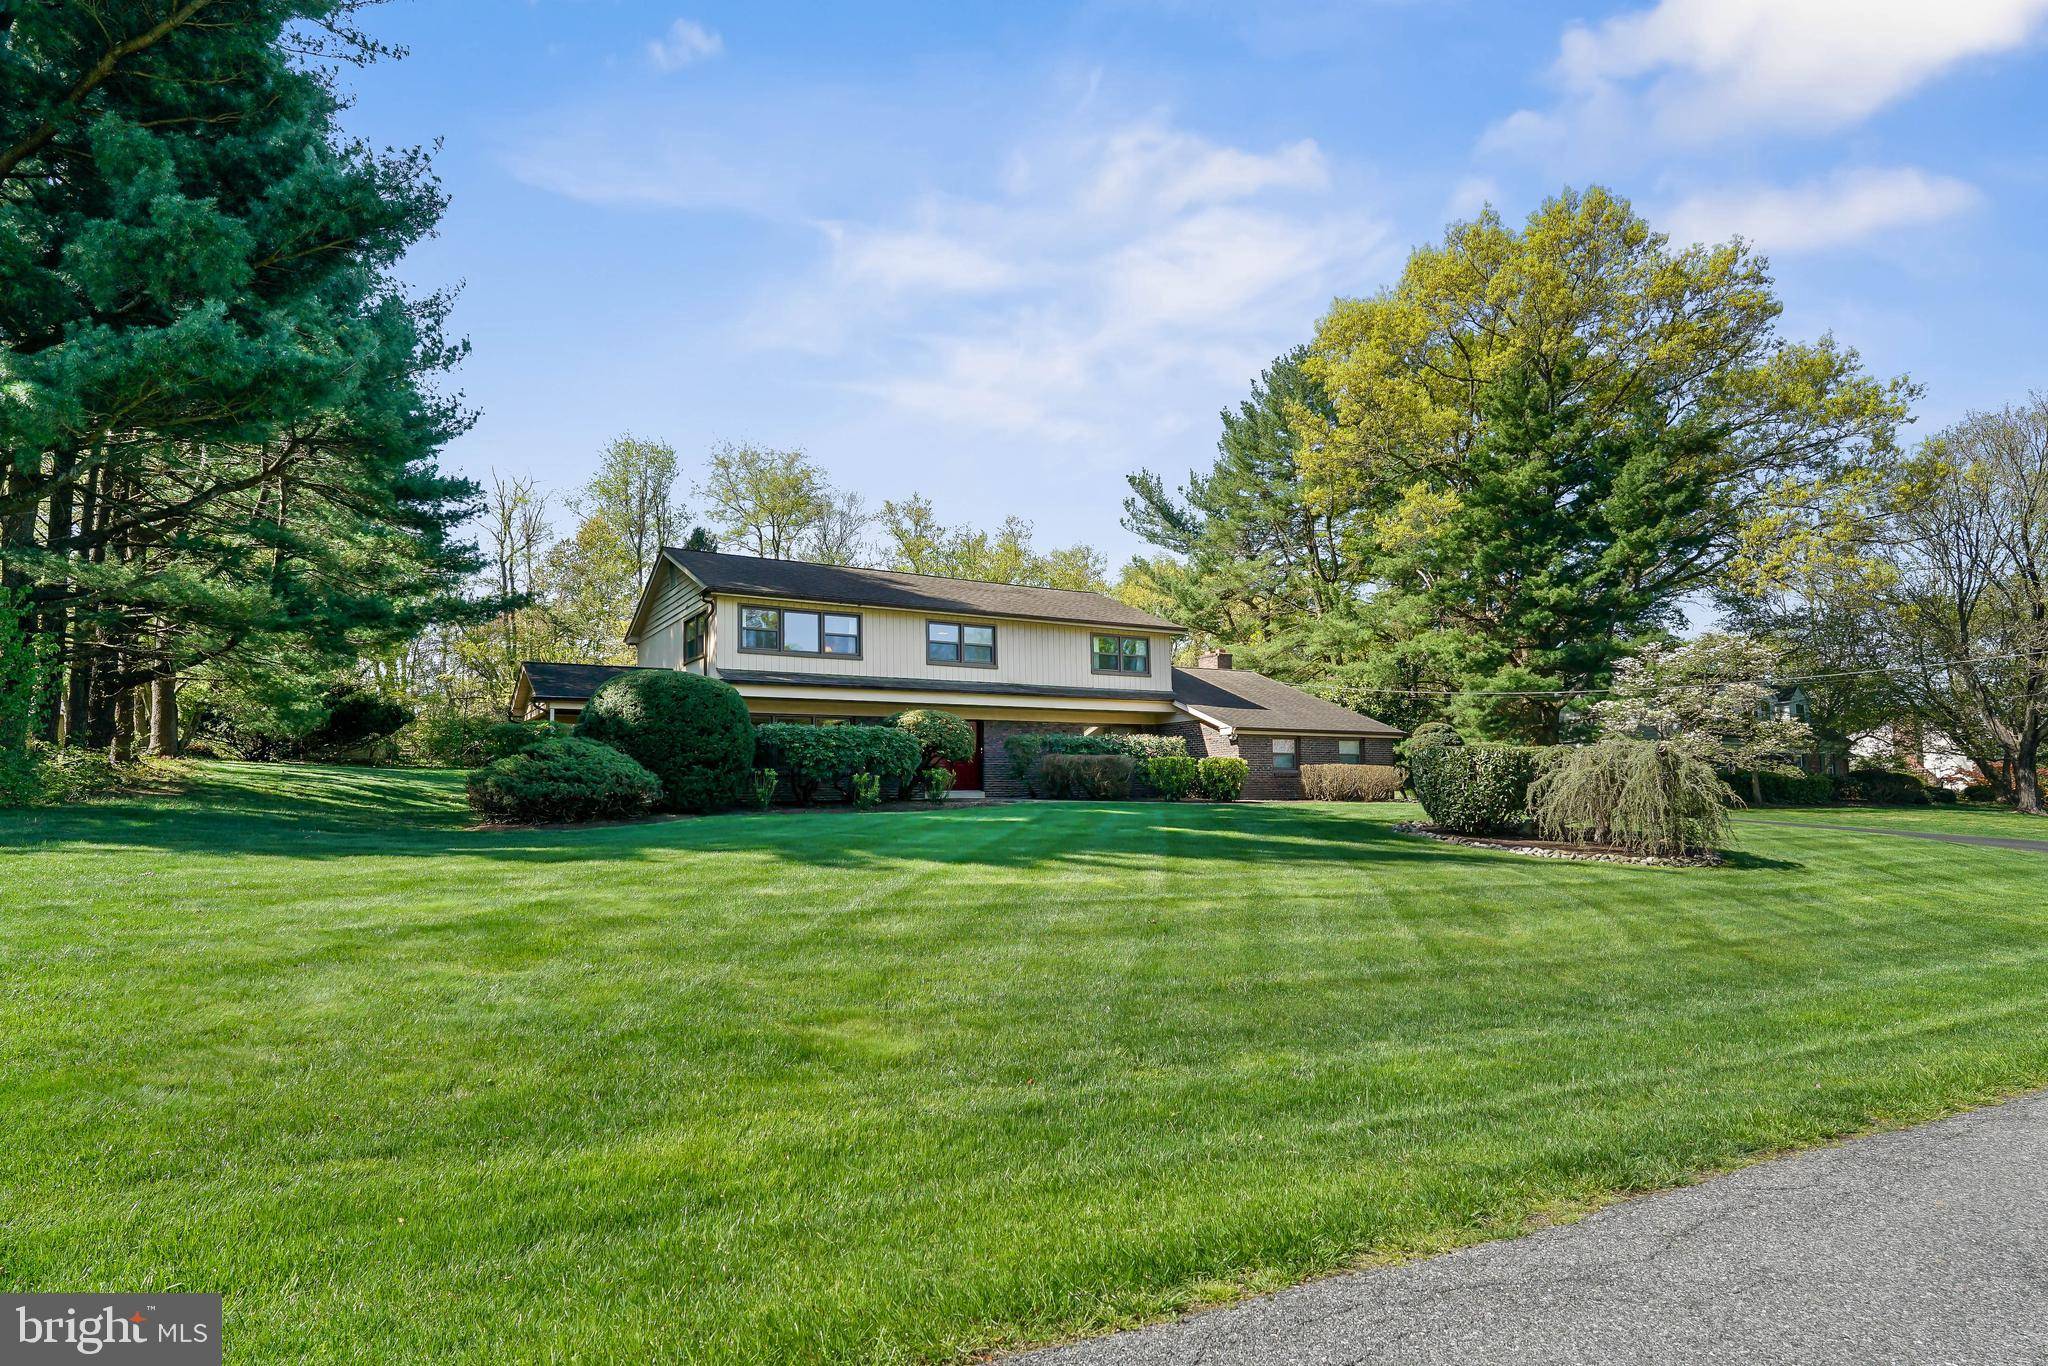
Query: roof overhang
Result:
<box><xmin>704</xmin><ymin>591</ymin><xmax>1183</xmax><ymax>636</ymax></box>
<box><xmin>730</xmin><ymin>679</ymin><xmax>1177</xmax><ymax>716</ymax></box>
<box><xmin>1173</xmin><ymin>702</ymin><xmax>1236</xmax><ymax>738</ymax></box>
<box><xmin>655</xmin><ymin>550</ymin><xmax>1185</xmax><ymax>635</ymax></box>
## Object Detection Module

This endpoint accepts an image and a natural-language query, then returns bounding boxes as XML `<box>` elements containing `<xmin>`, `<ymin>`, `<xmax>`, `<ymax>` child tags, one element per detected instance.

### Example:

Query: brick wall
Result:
<box><xmin>1160</xmin><ymin>719</ymin><xmax>1236</xmax><ymax>759</ymax></box>
<box><xmin>1210</xmin><ymin>731</ymin><xmax>1401</xmax><ymax>800</ymax></box>
<box><xmin>984</xmin><ymin>717</ymin><xmax>1396</xmax><ymax>800</ymax></box>
<box><xmin>980</xmin><ymin>719</ymin><xmax>1089</xmax><ymax>799</ymax></box>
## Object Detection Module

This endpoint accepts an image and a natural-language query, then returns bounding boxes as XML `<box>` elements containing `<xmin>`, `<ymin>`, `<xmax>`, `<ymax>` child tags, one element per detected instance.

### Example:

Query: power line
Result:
<box><xmin>1332</xmin><ymin>647</ymin><xmax>2048</xmax><ymax>701</ymax></box>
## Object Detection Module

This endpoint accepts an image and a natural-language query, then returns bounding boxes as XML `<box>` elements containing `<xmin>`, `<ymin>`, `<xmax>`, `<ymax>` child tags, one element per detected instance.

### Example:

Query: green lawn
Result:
<box><xmin>5</xmin><ymin>762</ymin><xmax>2048</xmax><ymax>1363</ymax></box>
<box><xmin>1739</xmin><ymin>802</ymin><xmax>2048</xmax><ymax>837</ymax></box>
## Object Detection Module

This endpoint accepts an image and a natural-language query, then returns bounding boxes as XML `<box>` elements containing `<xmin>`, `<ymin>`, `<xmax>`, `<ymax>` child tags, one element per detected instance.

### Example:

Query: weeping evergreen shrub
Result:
<box><xmin>1528</xmin><ymin>739</ymin><xmax>1736</xmax><ymax>857</ymax></box>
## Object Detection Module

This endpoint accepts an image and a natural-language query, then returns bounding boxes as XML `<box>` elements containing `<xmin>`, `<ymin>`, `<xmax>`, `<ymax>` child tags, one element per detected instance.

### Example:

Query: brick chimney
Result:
<box><xmin>1196</xmin><ymin>648</ymin><xmax>1233</xmax><ymax>670</ymax></box>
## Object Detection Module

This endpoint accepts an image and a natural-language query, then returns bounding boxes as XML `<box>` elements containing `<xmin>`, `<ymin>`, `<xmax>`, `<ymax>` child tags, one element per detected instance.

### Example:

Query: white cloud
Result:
<box><xmin>1661</xmin><ymin>167</ymin><xmax>1983</xmax><ymax>253</ymax></box>
<box><xmin>646</xmin><ymin>18</ymin><xmax>724</xmax><ymax>72</ymax></box>
<box><xmin>754</xmin><ymin>117</ymin><xmax>1388</xmax><ymax>445</ymax></box>
<box><xmin>822</xmin><ymin>218</ymin><xmax>1020</xmax><ymax>294</ymax></box>
<box><xmin>1487</xmin><ymin>0</ymin><xmax>2048</xmax><ymax>156</ymax></box>
<box><xmin>505</xmin><ymin>121</ymin><xmax>775</xmax><ymax>213</ymax></box>
<box><xmin>1073</xmin><ymin>125</ymin><xmax>1329</xmax><ymax>216</ymax></box>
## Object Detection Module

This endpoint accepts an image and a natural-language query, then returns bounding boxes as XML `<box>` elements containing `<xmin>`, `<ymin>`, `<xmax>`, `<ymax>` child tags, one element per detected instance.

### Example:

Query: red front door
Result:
<box><xmin>940</xmin><ymin>719</ymin><xmax>983</xmax><ymax>792</ymax></box>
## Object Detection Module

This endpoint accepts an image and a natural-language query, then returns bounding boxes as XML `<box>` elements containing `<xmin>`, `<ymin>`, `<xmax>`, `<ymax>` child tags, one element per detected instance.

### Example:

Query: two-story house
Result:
<box><xmin>509</xmin><ymin>549</ymin><xmax>1403</xmax><ymax>799</ymax></box>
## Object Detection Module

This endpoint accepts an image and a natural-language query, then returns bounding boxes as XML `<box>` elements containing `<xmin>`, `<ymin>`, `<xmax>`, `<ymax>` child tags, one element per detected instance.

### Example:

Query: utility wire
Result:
<box><xmin>1328</xmin><ymin>647</ymin><xmax>2048</xmax><ymax>701</ymax></box>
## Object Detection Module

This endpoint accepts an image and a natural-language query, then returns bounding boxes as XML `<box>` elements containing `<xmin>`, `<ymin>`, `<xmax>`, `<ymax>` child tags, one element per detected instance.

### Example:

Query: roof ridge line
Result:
<box><xmin>664</xmin><ymin>546</ymin><xmax>1123</xmax><ymax>598</ymax></box>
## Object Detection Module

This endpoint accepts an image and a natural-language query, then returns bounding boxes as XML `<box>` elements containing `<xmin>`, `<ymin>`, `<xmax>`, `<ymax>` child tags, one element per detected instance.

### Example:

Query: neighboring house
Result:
<box><xmin>1766</xmin><ymin>685</ymin><xmax>1810</xmax><ymax>725</ymax></box>
<box><xmin>1853</xmin><ymin>720</ymin><xmax>1979</xmax><ymax>791</ymax></box>
<box><xmin>512</xmin><ymin>548</ymin><xmax>1403</xmax><ymax>799</ymax></box>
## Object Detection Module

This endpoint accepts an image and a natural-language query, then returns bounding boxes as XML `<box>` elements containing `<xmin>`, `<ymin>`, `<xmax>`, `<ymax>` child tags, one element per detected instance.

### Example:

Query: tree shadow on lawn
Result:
<box><xmin>1</xmin><ymin>781</ymin><xmax>1779</xmax><ymax>883</ymax></box>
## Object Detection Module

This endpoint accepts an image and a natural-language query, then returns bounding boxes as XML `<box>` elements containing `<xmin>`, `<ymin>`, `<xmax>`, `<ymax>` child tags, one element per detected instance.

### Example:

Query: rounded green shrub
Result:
<box><xmin>575</xmin><ymin>671</ymin><xmax>754</xmax><ymax>813</ymax></box>
<box><xmin>894</xmin><ymin>709</ymin><xmax>975</xmax><ymax>766</ymax></box>
<box><xmin>1195</xmin><ymin>756</ymin><xmax>1248</xmax><ymax>801</ymax></box>
<box><xmin>466</xmin><ymin>736</ymin><xmax>662</xmax><ymax>823</ymax></box>
<box><xmin>754</xmin><ymin>722</ymin><xmax>921</xmax><ymax>804</ymax></box>
<box><xmin>1409</xmin><ymin>741</ymin><xmax>1542</xmax><ymax>833</ymax></box>
<box><xmin>1141</xmin><ymin>755</ymin><xmax>1199</xmax><ymax>800</ymax></box>
<box><xmin>1398</xmin><ymin>721</ymin><xmax>1461</xmax><ymax>765</ymax></box>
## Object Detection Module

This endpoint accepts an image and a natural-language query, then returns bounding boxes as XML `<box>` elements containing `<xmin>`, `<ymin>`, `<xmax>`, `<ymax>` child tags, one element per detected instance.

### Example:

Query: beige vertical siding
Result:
<box><xmin>633</xmin><ymin>566</ymin><xmax>708</xmax><ymax>672</ymax></box>
<box><xmin>707</xmin><ymin>597</ymin><xmax>1174</xmax><ymax>694</ymax></box>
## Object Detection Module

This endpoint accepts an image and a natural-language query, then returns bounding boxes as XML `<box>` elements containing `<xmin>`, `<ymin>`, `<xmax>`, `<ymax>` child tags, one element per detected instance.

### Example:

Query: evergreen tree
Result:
<box><xmin>0</xmin><ymin>1</ymin><xmax>490</xmax><ymax>754</ymax></box>
<box><xmin>1370</xmin><ymin>360</ymin><xmax>1721</xmax><ymax>741</ymax></box>
<box><xmin>1123</xmin><ymin>348</ymin><xmax>1356</xmax><ymax>659</ymax></box>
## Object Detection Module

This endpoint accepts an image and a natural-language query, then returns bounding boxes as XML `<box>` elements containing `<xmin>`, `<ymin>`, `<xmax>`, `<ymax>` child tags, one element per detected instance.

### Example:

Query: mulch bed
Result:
<box><xmin>1393</xmin><ymin>822</ymin><xmax>1723</xmax><ymax>868</ymax></box>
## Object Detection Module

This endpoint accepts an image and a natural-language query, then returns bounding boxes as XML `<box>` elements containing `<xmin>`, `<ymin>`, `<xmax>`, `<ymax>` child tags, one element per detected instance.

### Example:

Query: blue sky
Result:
<box><xmin>336</xmin><ymin>1</ymin><xmax>2048</xmax><ymax>564</ymax></box>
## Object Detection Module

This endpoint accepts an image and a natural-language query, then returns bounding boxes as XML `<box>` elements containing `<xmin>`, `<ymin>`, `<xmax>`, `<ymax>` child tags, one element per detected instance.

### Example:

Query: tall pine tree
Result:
<box><xmin>1</xmin><ymin>2</ymin><xmax>488</xmax><ymax>755</ymax></box>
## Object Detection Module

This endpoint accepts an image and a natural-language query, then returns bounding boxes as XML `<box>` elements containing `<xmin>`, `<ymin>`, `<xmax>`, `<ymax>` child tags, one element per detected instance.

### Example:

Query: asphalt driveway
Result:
<box><xmin>1014</xmin><ymin>1091</ymin><xmax>2048</xmax><ymax>1365</ymax></box>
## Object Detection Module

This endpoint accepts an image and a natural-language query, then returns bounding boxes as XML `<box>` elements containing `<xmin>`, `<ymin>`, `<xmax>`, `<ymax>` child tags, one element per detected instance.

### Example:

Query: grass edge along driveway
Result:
<box><xmin>4</xmin><ymin>762</ymin><xmax>2047</xmax><ymax>1363</ymax></box>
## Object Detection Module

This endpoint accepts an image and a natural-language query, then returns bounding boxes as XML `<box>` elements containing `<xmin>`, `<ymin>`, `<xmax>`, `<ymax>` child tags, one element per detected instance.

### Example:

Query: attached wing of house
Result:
<box><xmin>514</xmin><ymin>549</ymin><xmax>1403</xmax><ymax>798</ymax></box>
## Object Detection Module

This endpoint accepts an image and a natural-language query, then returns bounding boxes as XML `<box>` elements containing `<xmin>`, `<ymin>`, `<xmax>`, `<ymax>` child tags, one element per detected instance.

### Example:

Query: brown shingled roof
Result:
<box><xmin>662</xmin><ymin>549</ymin><xmax>1182</xmax><ymax>633</ymax></box>
<box><xmin>518</xmin><ymin>661</ymin><xmax>653</xmax><ymax>700</ymax></box>
<box><xmin>1171</xmin><ymin>668</ymin><xmax>1404</xmax><ymax>737</ymax></box>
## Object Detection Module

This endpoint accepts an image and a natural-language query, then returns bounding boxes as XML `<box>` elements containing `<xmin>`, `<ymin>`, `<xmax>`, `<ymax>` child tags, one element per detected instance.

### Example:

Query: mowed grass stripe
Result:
<box><xmin>3</xmin><ymin>762</ymin><xmax>2046</xmax><ymax>1362</ymax></box>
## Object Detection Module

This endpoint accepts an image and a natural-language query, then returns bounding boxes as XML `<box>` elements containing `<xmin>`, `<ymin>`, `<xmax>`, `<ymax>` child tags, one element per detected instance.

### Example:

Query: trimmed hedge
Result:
<box><xmin>1300</xmin><ymin>764</ymin><xmax>1405</xmax><ymax>801</ymax></box>
<box><xmin>576</xmin><ymin>671</ymin><xmax>755</xmax><ymax>813</ymax></box>
<box><xmin>466</xmin><ymin>736</ymin><xmax>662</xmax><ymax>823</ymax></box>
<box><xmin>754</xmin><ymin>723</ymin><xmax>922</xmax><ymax>804</ymax></box>
<box><xmin>1038</xmin><ymin>753</ymin><xmax>1135</xmax><ymax>799</ymax></box>
<box><xmin>1746</xmin><ymin>769</ymin><xmax>1834</xmax><ymax>805</ymax></box>
<box><xmin>1141</xmin><ymin>755</ymin><xmax>1199</xmax><ymax>800</ymax></box>
<box><xmin>1962</xmin><ymin>783</ymin><xmax>1999</xmax><ymax>804</ymax></box>
<box><xmin>1835</xmin><ymin>767</ymin><xmax>1932</xmax><ymax>805</ymax></box>
<box><xmin>1003</xmin><ymin>730</ymin><xmax>1187</xmax><ymax>794</ymax></box>
<box><xmin>1195</xmin><ymin>756</ymin><xmax>1248</xmax><ymax>802</ymax></box>
<box><xmin>1409</xmin><ymin>740</ymin><xmax>1542</xmax><ymax>834</ymax></box>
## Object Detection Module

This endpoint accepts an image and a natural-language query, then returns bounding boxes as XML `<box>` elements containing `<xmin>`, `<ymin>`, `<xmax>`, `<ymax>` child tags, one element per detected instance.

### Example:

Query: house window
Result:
<box><xmin>928</xmin><ymin>620</ymin><xmax>997</xmax><ymax>667</ymax></box>
<box><xmin>822</xmin><ymin>614</ymin><xmax>861</xmax><ymax>655</ymax></box>
<box><xmin>739</xmin><ymin>605</ymin><xmax>862</xmax><ymax>657</ymax></box>
<box><xmin>1272</xmin><ymin>737</ymin><xmax>1298</xmax><ymax>771</ymax></box>
<box><xmin>1337</xmin><ymin>738</ymin><xmax>1362</xmax><ymax>764</ymax></box>
<box><xmin>683</xmin><ymin>614</ymin><xmax>707</xmax><ymax>666</ymax></box>
<box><xmin>740</xmin><ymin>606</ymin><xmax>779</xmax><ymax>651</ymax></box>
<box><xmin>1092</xmin><ymin>633</ymin><xmax>1151</xmax><ymax>675</ymax></box>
